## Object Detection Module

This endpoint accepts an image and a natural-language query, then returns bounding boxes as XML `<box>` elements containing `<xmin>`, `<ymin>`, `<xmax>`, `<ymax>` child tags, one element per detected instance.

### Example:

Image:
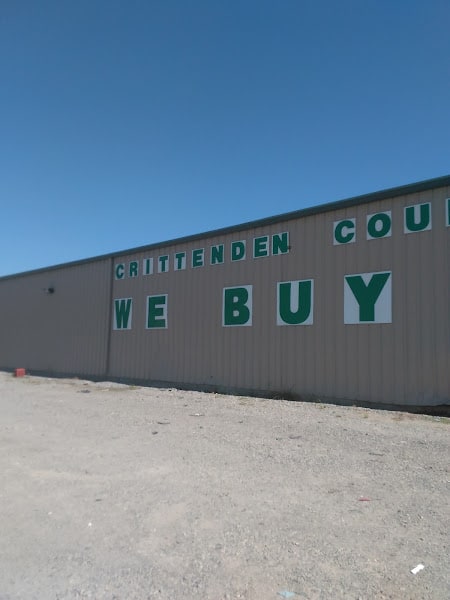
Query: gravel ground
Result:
<box><xmin>0</xmin><ymin>371</ymin><xmax>448</xmax><ymax>600</ymax></box>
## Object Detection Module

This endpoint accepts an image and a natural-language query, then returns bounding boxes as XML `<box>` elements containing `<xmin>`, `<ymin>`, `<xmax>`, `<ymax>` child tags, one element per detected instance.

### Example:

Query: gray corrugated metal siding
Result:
<box><xmin>1</xmin><ymin>177</ymin><xmax>449</xmax><ymax>408</ymax></box>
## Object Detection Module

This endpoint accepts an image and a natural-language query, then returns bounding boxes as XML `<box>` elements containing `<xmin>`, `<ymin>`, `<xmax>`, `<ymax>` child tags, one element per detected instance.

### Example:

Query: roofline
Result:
<box><xmin>2</xmin><ymin>174</ymin><xmax>450</xmax><ymax>281</ymax></box>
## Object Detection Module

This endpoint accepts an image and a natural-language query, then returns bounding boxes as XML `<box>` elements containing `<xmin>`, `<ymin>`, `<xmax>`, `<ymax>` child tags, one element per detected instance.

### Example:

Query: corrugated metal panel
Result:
<box><xmin>107</xmin><ymin>184</ymin><xmax>449</xmax><ymax>406</ymax></box>
<box><xmin>0</xmin><ymin>181</ymin><xmax>448</xmax><ymax>408</ymax></box>
<box><xmin>0</xmin><ymin>259</ymin><xmax>111</xmax><ymax>376</ymax></box>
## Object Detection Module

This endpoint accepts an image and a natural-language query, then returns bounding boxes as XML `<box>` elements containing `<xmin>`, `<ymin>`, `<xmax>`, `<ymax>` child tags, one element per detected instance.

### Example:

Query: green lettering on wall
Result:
<box><xmin>114</xmin><ymin>298</ymin><xmax>132</xmax><ymax>330</ymax></box>
<box><xmin>143</xmin><ymin>258</ymin><xmax>153</xmax><ymax>275</ymax></box>
<box><xmin>446</xmin><ymin>198</ymin><xmax>450</xmax><ymax>227</ymax></box>
<box><xmin>404</xmin><ymin>203</ymin><xmax>431</xmax><ymax>233</ymax></box>
<box><xmin>254</xmin><ymin>236</ymin><xmax>269</xmax><ymax>258</ymax></box>
<box><xmin>367</xmin><ymin>212</ymin><xmax>391</xmax><ymax>239</ymax></box>
<box><xmin>129</xmin><ymin>261</ymin><xmax>138</xmax><ymax>277</ymax></box>
<box><xmin>334</xmin><ymin>219</ymin><xmax>355</xmax><ymax>244</ymax></box>
<box><xmin>158</xmin><ymin>255</ymin><xmax>169</xmax><ymax>273</ymax></box>
<box><xmin>211</xmin><ymin>244</ymin><xmax>224</xmax><ymax>265</ymax></box>
<box><xmin>115</xmin><ymin>264</ymin><xmax>125</xmax><ymax>280</ymax></box>
<box><xmin>147</xmin><ymin>295</ymin><xmax>167</xmax><ymax>329</ymax></box>
<box><xmin>272</xmin><ymin>232</ymin><xmax>289</xmax><ymax>255</ymax></box>
<box><xmin>192</xmin><ymin>248</ymin><xmax>204</xmax><ymax>268</ymax></box>
<box><xmin>345</xmin><ymin>273</ymin><xmax>391</xmax><ymax>322</ymax></box>
<box><xmin>223</xmin><ymin>286</ymin><xmax>252</xmax><ymax>326</ymax></box>
<box><xmin>277</xmin><ymin>280</ymin><xmax>313</xmax><ymax>325</ymax></box>
<box><xmin>175</xmin><ymin>252</ymin><xmax>186</xmax><ymax>270</ymax></box>
<box><xmin>231</xmin><ymin>241</ymin><xmax>246</xmax><ymax>261</ymax></box>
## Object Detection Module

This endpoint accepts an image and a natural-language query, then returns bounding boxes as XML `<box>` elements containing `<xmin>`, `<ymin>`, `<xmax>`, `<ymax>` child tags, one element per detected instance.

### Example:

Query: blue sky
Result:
<box><xmin>1</xmin><ymin>0</ymin><xmax>449</xmax><ymax>276</ymax></box>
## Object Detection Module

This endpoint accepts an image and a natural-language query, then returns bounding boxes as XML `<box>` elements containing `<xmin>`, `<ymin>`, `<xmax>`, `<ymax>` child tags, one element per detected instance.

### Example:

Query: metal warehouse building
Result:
<box><xmin>1</xmin><ymin>175</ymin><xmax>449</xmax><ymax>411</ymax></box>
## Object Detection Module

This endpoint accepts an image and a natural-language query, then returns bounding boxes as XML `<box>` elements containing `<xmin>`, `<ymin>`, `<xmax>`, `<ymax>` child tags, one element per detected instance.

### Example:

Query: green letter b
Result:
<box><xmin>223</xmin><ymin>286</ymin><xmax>252</xmax><ymax>326</ymax></box>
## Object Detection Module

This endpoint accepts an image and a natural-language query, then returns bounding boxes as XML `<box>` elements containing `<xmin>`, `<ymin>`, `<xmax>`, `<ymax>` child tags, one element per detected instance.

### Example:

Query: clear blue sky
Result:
<box><xmin>1</xmin><ymin>0</ymin><xmax>449</xmax><ymax>276</ymax></box>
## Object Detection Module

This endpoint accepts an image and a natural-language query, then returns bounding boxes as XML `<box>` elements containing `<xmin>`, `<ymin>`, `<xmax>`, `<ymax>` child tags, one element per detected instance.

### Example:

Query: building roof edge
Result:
<box><xmin>1</xmin><ymin>174</ymin><xmax>449</xmax><ymax>281</ymax></box>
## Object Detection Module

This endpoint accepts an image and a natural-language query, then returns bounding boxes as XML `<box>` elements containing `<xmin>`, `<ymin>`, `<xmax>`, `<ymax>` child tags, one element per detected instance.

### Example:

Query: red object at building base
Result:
<box><xmin>14</xmin><ymin>368</ymin><xmax>26</xmax><ymax>377</ymax></box>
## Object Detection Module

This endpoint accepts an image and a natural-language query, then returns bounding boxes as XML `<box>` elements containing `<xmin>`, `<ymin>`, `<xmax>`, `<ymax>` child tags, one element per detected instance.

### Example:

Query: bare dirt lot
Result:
<box><xmin>0</xmin><ymin>372</ymin><xmax>448</xmax><ymax>600</ymax></box>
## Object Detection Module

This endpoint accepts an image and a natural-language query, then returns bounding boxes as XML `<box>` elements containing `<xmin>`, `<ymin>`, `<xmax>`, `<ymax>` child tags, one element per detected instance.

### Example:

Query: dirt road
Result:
<box><xmin>0</xmin><ymin>372</ymin><xmax>448</xmax><ymax>599</ymax></box>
